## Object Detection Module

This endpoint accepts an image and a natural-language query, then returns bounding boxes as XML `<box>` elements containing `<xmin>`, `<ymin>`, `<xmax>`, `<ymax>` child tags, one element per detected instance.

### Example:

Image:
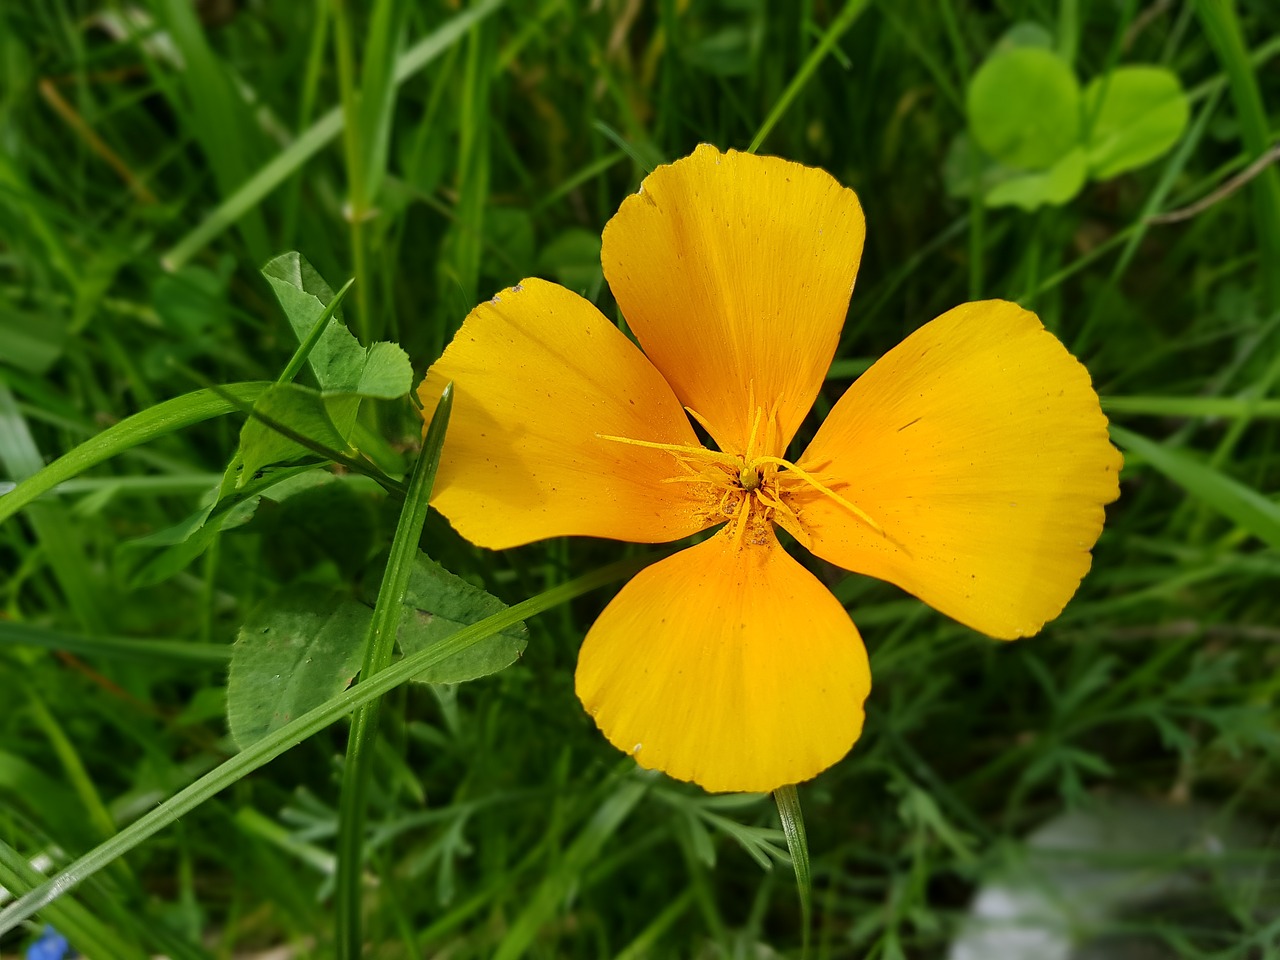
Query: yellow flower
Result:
<box><xmin>417</xmin><ymin>144</ymin><xmax>1121</xmax><ymax>794</ymax></box>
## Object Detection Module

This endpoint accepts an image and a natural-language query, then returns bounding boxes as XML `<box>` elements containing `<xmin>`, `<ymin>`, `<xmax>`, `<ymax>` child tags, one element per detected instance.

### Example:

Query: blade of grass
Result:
<box><xmin>1196</xmin><ymin>0</ymin><xmax>1280</xmax><ymax>310</ymax></box>
<box><xmin>492</xmin><ymin>775</ymin><xmax>650</xmax><ymax>960</ymax></box>
<box><xmin>774</xmin><ymin>785</ymin><xmax>813</xmax><ymax>958</ymax></box>
<box><xmin>0</xmin><ymin>621</ymin><xmax>230</xmax><ymax>664</ymax></box>
<box><xmin>747</xmin><ymin>0</ymin><xmax>871</xmax><ymax>154</ymax></box>
<box><xmin>160</xmin><ymin>0</ymin><xmax>504</xmax><ymax>271</ymax></box>
<box><xmin>152</xmin><ymin>0</ymin><xmax>270</xmax><ymax>261</ymax></box>
<box><xmin>278</xmin><ymin>277</ymin><xmax>355</xmax><ymax>384</ymax></box>
<box><xmin>0</xmin><ymin>382</ymin><xmax>271</xmax><ymax>526</ymax></box>
<box><xmin>0</xmin><ymin>840</ymin><xmax>141</xmax><ymax>960</ymax></box>
<box><xmin>0</xmin><ymin>551</ymin><xmax>653</xmax><ymax>934</ymax></box>
<box><xmin>1101</xmin><ymin>395</ymin><xmax>1280</xmax><ymax>418</ymax></box>
<box><xmin>334</xmin><ymin>382</ymin><xmax>452</xmax><ymax>956</ymax></box>
<box><xmin>1110</xmin><ymin>424</ymin><xmax>1280</xmax><ymax>549</ymax></box>
<box><xmin>0</xmin><ymin>384</ymin><xmax>108</xmax><ymax>632</ymax></box>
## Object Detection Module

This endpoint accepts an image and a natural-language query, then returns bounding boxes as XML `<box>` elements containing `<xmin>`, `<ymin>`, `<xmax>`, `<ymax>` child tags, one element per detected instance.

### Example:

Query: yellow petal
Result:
<box><xmin>602</xmin><ymin>144</ymin><xmax>865</xmax><ymax>457</ymax></box>
<box><xmin>575</xmin><ymin>530</ymin><xmax>871</xmax><ymax>793</ymax></box>
<box><xmin>795</xmin><ymin>300</ymin><xmax>1121</xmax><ymax>639</ymax></box>
<box><xmin>418</xmin><ymin>278</ymin><xmax>713</xmax><ymax>549</ymax></box>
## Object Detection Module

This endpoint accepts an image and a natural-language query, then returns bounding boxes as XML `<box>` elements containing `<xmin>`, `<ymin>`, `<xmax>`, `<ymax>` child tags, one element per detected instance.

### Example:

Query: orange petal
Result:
<box><xmin>602</xmin><ymin>144</ymin><xmax>865</xmax><ymax>457</ymax></box>
<box><xmin>795</xmin><ymin>300</ymin><xmax>1122</xmax><ymax>639</ymax></box>
<box><xmin>575</xmin><ymin>530</ymin><xmax>871</xmax><ymax>793</ymax></box>
<box><xmin>418</xmin><ymin>278</ymin><xmax>714</xmax><ymax>549</ymax></box>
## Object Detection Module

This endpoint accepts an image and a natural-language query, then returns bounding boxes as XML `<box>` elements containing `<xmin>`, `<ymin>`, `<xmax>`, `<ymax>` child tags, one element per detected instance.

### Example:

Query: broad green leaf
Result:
<box><xmin>227</xmin><ymin>586</ymin><xmax>370</xmax><ymax>748</ymax></box>
<box><xmin>237</xmin><ymin>384</ymin><xmax>355</xmax><ymax>482</ymax></box>
<box><xmin>537</xmin><ymin>228</ymin><xmax>603</xmax><ymax>292</ymax></box>
<box><xmin>986</xmin><ymin>146</ymin><xmax>1087</xmax><ymax>209</ymax></box>
<box><xmin>261</xmin><ymin>252</ymin><xmax>413</xmax><ymax>397</ymax></box>
<box><xmin>262</xmin><ymin>251</ymin><xmax>361</xmax><ymax>390</ymax></box>
<box><xmin>257</xmin><ymin>475</ymin><xmax>379</xmax><ymax>581</ymax></box>
<box><xmin>1111</xmin><ymin>425</ymin><xmax>1280</xmax><ymax>550</ymax></box>
<box><xmin>1084</xmin><ymin>66</ymin><xmax>1190</xmax><ymax>179</ymax></box>
<box><xmin>943</xmin><ymin>133</ymin><xmax>1015</xmax><ymax>200</ymax></box>
<box><xmin>967</xmin><ymin>46</ymin><xmax>1080</xmax><ymax>171</ymax></box>
<box><xmin>397</xmin><ymin>553</ymin><xmax>528</xmax><ymax>684</ymax></box>
<box><xmin>357</xmin><ymin>341</ymin><xmax>414</xmax><ymax>399</ymax></box>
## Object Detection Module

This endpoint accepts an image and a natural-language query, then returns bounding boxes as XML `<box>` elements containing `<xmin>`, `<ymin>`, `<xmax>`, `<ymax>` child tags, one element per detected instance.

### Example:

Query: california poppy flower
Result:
<box><xmin>417</xmin><ymin>144</ymin><xmax>1121</xmax><ymax>793</ymax></box>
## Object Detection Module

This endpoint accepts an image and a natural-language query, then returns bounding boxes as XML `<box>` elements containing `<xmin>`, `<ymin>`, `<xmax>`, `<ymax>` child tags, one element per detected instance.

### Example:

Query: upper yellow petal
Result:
<box><xmin>418</xmin><ymin>278</ymin><xmax>714</xmax><ymax>549</ymax></box>
<box><xmin>795</xmin><ymin>300</ymin><xmax>1122</xmax><ymax>639</ymax></box>
<box><xmin>602</xmin><ymin>144</ymin><xmax>866</xmax><ymax>457</ymax></box>
<box><xmin>575</xmin><ymin>530</ymin><xmax>871</xmax><ymax>793</ymax></box>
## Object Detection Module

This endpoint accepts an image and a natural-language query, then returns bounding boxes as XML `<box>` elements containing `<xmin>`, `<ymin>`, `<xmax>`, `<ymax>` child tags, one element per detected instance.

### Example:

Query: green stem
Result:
<box><xmin>774</xmin><ymin>784</ymin><xmax>813</xmax><ymax>959</ymax></box>
<box><xmin>747</xmin><ymin>0</ymin><xmax>871</xmax><ymax>154</ymax></box>
<box><xmin>332</xmin><ymin>0</ymin><xmax>371</xmax><ymax>341</ymax></box>
<box><xmin>1196</xmin><ymin>0</ymin><xmax>1280</xmax><ymax>310</ymax></box>
<box><xmin>334</xmin><ymin>383</ymin><xmax>452</xmax><ymax>956</ymax></box>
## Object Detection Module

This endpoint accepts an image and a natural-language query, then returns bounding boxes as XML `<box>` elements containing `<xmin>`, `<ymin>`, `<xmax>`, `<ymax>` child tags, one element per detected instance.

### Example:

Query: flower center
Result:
<box><xmin>597</xmin><ymin>406</ymin><xmax>882</xmax><ymax>549</ymax></box>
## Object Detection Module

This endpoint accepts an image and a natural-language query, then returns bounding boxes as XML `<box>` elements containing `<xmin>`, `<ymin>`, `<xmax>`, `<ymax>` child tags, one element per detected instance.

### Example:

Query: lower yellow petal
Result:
<box><xmin>796</xmin><ymin>300</ymin><xmax>1122</xmax><ymax>639</ymax></box>
<box><xmin>575</xmin><ymin>531</ymin><xmax>871</xmax><ymax>793</ymax></box>
<box><xmin>418</xmin><ymin>278</ymin><xmax>712</xmax><ymax>549</ymax></box>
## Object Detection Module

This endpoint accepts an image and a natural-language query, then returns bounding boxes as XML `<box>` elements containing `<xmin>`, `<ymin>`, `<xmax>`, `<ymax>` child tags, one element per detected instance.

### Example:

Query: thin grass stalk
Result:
<box><xmin>334</xmin><ymin>383</ymin><xmax>453</xmax><ymax>955</ymax></box>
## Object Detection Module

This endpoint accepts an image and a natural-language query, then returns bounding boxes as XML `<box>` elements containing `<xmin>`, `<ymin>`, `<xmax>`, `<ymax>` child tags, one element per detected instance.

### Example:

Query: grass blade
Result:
<box><xmin>161</xmin><ymin>0</ymin><xmax>505</xmax><ymax>271</ymax></box>
<box><xmin>1110</xmin><ymin>424</ymin><xmax>1280</xmax><ymax>549</ymax></box>
<box><xmin>774</xmin><ymin>785</ymin><xmax>813</xmax><ymax>958</ymax></box>
<box><xmin>335</xmin><ymin>382</ymin><xmax>452</xmax><ymax>956</ymax></box>
<box><xmin>0</xmin><ymin>383</ymin><xmax>271</xmax><ymax>526</ymax></box>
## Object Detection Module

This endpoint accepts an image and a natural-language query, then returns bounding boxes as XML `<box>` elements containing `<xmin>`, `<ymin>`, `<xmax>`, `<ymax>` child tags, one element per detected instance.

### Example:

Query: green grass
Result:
<box><xmin>2</xmin><ymin>1</ymin><xmax>1279</xmax><ymax>957</ymax></box>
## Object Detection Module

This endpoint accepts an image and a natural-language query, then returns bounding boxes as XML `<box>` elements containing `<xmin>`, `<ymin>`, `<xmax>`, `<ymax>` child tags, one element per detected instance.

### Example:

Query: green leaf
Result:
<box><xmin>1111</xmin><ymin>425</ymin><xmax>1280</xmax><ymax>550</ymax></box>
<box><xmin>967</xmin><ymin>46</ymin><xmax>1080</xmax><ymax>170</ymax></box>
<box><xmin>942</xmin><ymin>132</ymin><xmax>1016</xmax><ymax>200</ymax></box>
<box><xmin>237</xmin><ymin>384</ymin><xmax>354</xmax><ymax>481</ymax></box>
<box><xmin>537</xmin><ymin>228</ymin><xmax>603</xmax><ymax>292</ymax></box>
<box><xmin>261</xmin><ymin>252</ymin><xmax>412</xmax><ymax>397</ymax></box>
<box><xmin>397</xmin><ymin>554</ymin><xmax>528</xmax><ymax>684</ymax></box>
<box><xmin>262</xmin><ymin>252</ymin><xmax>359</xmax><ymax>388</ymax></box>
<box><xmin>985</xmin><ymin>145</ymin><xmax>1087</xmax><ymax>209</ymax></box>
<box><xmin>227</xmin><ymin>586</ymin><xmax>370</xmax><ymax>749</ymax></box>
<box><xmin>257</xmin><ymin>474</ymin><xmax>379</xmax><ymax>581</ymax></box>
<box><xmin>357</xmin><ymin>341</ymin><xmax>414</xmax><ymax>399</ymax></box>
<box><xmin>1084</xmin><ymin>66</ymin><xmax>1190</xmax><ymax>179</ymax></box>
<box><xmin>159</xmin><ymin>0</ymin><xmax>505</xmax><ymax>271</ymax></box>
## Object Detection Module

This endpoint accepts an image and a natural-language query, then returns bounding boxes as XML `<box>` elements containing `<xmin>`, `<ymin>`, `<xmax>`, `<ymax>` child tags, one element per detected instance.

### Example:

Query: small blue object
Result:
<box><xmin>26</xmin><ymin>925</ymin><xmax>71</xmax><ymax>960</ymax></box>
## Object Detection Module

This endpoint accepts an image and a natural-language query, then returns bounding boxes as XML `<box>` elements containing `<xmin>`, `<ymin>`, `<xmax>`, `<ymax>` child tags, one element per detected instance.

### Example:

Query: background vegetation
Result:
<box><xmin>1</xmin><ymin>0</ymin><xmax>1278</xmax><ymax>957</ymax></box>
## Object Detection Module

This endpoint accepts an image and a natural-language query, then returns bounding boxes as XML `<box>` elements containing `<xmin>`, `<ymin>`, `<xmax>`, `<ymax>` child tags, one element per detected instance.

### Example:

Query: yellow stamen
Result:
<box><xmin>745</xmin><ymin>406</ymin><xmax>763</xmax><ymax>460</ymax></box>
<box><xmin>753</xmin><ymin>455</ymin><xmax>884</xmax><ymax>535</ymax></box>
<box><xmin>683</xmin><ymin>406</ymin><xmax>719</xmax><ymax>440</ymax></box>
<box><xmin>596</xmin><ymin>433</ymin><xmax>737</xmax><ymax>469</ymax></box>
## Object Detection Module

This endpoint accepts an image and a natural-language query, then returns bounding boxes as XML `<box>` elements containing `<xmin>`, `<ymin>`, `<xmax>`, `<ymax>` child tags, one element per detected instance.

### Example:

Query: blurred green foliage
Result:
<box><xmin>1</xmin><ymin>0</ymin><xmax>1279</xmax><ymax>957</ymax></box>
